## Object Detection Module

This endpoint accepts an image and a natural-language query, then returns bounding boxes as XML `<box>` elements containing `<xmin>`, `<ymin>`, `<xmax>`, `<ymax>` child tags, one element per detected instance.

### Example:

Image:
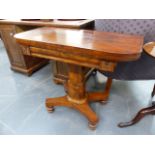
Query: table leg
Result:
<box><xmin>46</xmin><ymin>64</ymin><xmax>111</xmax><ymax>130</ymax></box>
<box><xmin>88</xmin><ymin>78</ymin><xmax>112</xmax><ymax>105</ymax></box>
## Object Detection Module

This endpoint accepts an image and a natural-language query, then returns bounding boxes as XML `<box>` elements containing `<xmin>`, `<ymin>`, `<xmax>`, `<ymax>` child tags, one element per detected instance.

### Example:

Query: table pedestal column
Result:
<box><xmin>46</xmin><ymin>64</ymin><xmax>112</xmax><ymax>130</ymax></box>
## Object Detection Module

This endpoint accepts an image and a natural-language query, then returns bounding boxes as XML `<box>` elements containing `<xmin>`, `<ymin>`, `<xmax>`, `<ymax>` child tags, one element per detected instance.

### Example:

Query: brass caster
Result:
<box><xmin>88</xmin><ymin>122</ymin><xmax>97</xmax><ymax>130</ymax></box>
<box><xmin>100</xmin><ymin>100</ymin><xmax>107</xmax><ymax>105</ymax></box>
<box><xmin>53</xmin><ymin>79</ymin><xmax>62</xmax><ymax>85</ymax></box>
<box><xmin>46</xmin><ymin>106</ymin><xmax>55</xmax><ymax>113</ymax></box>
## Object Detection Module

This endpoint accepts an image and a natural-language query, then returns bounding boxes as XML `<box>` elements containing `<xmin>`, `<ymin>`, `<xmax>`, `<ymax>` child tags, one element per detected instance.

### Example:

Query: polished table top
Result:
<box><xmin>143</xmin><ymin>42</ymin><xmax>155</xmax><ymax>58</ymax></box>
<box><xmin>15</xmin><ymin>27</ymin><xmax>144</xmax><ymax>62</ymax></box>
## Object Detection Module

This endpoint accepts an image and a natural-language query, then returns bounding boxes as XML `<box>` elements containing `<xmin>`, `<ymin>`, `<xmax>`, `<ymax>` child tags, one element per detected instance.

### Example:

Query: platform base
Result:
<box><xmin>46</xmin><ymin>78</ymin><xmax>112</xmax><ymax>130</ymax></box>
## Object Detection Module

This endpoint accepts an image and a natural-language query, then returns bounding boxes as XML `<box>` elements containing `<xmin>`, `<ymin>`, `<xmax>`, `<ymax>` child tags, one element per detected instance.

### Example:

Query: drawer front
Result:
<box><xmin>27</xmin><ymin>46</ymin><xmax>116</xmax><ymax>72</ymax></box>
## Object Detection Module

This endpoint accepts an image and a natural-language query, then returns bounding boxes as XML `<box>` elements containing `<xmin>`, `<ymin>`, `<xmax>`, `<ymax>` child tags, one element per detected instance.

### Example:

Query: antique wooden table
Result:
<box><xmin>14</xmin><ymin>27</ymin><xmax>143</xmax><ymax>129</ymax></box>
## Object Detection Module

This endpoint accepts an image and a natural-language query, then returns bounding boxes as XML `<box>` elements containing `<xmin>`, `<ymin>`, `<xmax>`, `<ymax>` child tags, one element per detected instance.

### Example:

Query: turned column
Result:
<box><xmin>67</xmin><ymin>64</ymin><xmax>87</xmax><ymax>104</ymax></box>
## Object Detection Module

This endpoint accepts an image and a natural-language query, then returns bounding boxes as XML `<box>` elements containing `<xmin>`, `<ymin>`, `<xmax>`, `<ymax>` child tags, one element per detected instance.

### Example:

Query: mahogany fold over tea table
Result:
<box><xmin>14</xmin><ymin>27</ymin><xmax>143</xmax><ymax>129</ymax></box>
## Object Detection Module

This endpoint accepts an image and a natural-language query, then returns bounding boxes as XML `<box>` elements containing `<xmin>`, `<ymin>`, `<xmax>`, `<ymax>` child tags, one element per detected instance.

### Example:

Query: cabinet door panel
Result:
<box><xmin>0</xmin><ymin>26</ymin><xmax>25</xmax><ymax>67</ymax></box>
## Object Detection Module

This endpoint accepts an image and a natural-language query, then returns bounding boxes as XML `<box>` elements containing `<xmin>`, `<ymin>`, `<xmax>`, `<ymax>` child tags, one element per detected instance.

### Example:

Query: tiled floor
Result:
<box><xmin>0</xmin><ymin>41</ymin><xmax>155</xmax><ymax>135</ymax></box>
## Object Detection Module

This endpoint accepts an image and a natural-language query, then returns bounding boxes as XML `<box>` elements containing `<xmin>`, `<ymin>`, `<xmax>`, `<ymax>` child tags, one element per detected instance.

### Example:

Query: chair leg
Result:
<box><xmin>118</xmin><ymin>105</ymin><xmax>155</xmax><ymax>128</ymax></box>
<box><xmin>118</xmin><ymin>83</ymin><xmax>155</xmax><ymax>128</ymax></box>
<box><xmin>151</xmin><ymin>84</ymin><xmax>155</xmax><ymax>106</ymax></box>
<box><xmin>151</xmin><ymin>84</ymin><xmax>155</xmax><ymax>98</ymax></box>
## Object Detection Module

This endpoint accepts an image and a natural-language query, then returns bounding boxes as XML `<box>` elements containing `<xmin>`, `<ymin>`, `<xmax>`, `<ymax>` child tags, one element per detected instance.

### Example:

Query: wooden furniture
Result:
<box><xmin>0</xmin><ymin>23</ymin><xmax>48</xmax><ymax>75</ymax></box>
<box><xmin>14</xmin><ymin>27</ymin><xmax>143</xmax><ymax>129</ymax></box>
<box><xmin>0</xmin><ymin>19</ymin><xmax>94</xmax><ymax>80</ymax></box>
<box><xmin>118</xmin><ymin>42</ymin><xmax>155</xmax><ymax>128</ymax></box>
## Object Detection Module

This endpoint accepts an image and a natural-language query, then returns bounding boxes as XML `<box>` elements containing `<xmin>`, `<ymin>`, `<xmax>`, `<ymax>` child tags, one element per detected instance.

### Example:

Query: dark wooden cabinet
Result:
<box><xmin>0</xmin><ymin>24</ymin><xmax>48</xmax><ymax>75</ymax></box>
<box><xmin>0</xmin><ymin>19</ymin><xmax>94</xmax><ymax>82</ymax></box>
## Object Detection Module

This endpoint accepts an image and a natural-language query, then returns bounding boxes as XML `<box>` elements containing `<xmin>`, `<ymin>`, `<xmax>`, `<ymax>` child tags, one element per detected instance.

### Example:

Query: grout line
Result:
<box><xmin>21</xmin><ymin>76</ymin><xmax>52</xmax><ymax>95</ymax></box>
<box><xmin>17</xmin><ymin>104</ymin><xmax>44</xmax><ymax>131</ymax></box>
<box><xmin>0</xmin><ymin>100</ymin><xmax>17</xmax><ymax>116</ymax></box>
<box><xmin>0</xmin><ymin>120</ymin><xmax>16</xmax><ymax>135</ymax></box>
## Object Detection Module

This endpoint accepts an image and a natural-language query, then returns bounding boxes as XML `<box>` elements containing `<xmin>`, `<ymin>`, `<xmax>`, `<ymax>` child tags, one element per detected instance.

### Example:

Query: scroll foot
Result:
<box><xmin>88</xmin><ymin>122</ymin><xmax>97</xmax><ymax>130</ymax></box>
<box><xmin>46</xmin><ymin>106</ymin><xmax>55</xmax><ymax>113</ymax></box>
<box><xmin>118</xmin><ymin>105</ymin><xmax>155</xmax><ymax>128</ymax></box>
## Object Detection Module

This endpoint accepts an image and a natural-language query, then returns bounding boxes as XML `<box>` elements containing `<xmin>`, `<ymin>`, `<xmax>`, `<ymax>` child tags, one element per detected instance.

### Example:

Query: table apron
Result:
<box><xmin>23</xmin><ymin>46</ymin><xmax>117</xmax><ymax>72</ymax></box>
